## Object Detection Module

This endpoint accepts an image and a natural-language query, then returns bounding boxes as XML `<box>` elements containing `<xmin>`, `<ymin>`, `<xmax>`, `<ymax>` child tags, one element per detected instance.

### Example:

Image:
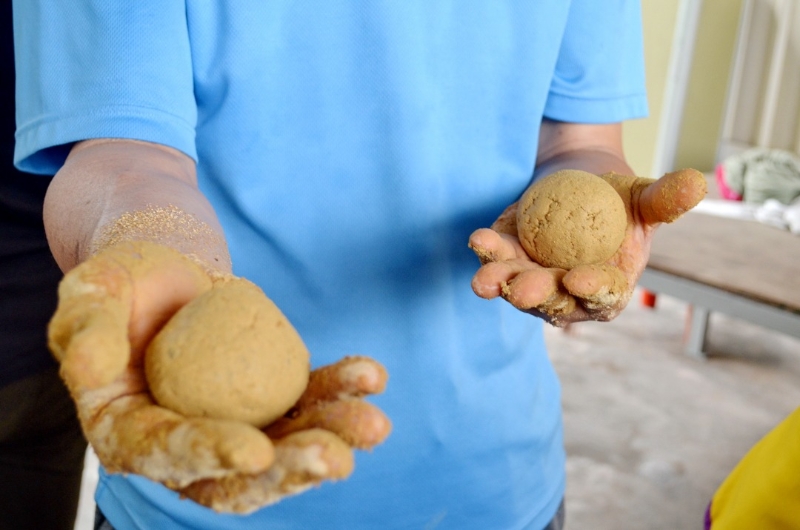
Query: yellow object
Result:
<box><xmin>709</xmin><ymin>406</ymin><xmax>800</xmax><ymax>529</ymax></box>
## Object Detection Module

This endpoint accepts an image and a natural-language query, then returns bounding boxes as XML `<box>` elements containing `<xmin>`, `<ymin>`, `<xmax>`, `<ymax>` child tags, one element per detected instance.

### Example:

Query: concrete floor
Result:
<box><xmin>73</xmin><ymin>289</ymin><xmax>800</xmax><ymax>530</ymax></box>
<box><xmin>548</xmin><ymin>290</ymin><xmax>800</xmax><ymax>530</ymax></box>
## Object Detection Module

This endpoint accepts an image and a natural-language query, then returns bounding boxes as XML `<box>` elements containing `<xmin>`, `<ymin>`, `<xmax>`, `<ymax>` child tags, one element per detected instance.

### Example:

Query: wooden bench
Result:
<box><xmin>638</xmin><ymin>211</ymin><xmax>800</xmax><ymax>358</ymax></box>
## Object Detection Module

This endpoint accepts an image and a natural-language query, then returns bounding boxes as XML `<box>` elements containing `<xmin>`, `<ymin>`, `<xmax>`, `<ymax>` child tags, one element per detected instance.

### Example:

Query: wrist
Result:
<box><xmin>44</xmin><ymin>139</ymin><xmax>231</xmax><ymax>273</ymax></box>
<box><xmin>92</xmin><ymin>206</ymin><xmax>232</xmax><ymax>274</ymax></box>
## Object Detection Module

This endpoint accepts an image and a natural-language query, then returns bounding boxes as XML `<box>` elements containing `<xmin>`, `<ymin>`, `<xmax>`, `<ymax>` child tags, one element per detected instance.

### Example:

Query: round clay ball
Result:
<box><xmin>516</xmin><ymin>169</ymin><xmax>627</xmax><ymax>270</ymax></box>
<box><xmin>145</xmin><ymin>278</ymin><xmax>310</xmax><ymax>428</ymax></box>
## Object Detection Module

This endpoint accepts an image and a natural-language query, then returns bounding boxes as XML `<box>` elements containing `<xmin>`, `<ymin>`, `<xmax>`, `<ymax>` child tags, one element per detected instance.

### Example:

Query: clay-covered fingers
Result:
<box><xmin>470</xmin><ymin>257</ymin><xmax>537</xmax><ymax>300</ymax></box>
<box><xmin>469</xmin><ymin>218</ymin><xmax>543</xmax><ymax>301</ymax></box>
<box><xmin>49</xmin><ymin>292</ymin><xmax>131</xmax><ymax>391</ymax></box>
<box><xmin>469</xmin><ymin>238</ymin><xmax>581</xmax><ymax>322</ymax></box>
<box><xmin>501</xmin><ymin>268</ymin><xmax>575</xmax><ymax>314</ymax></box>
<box><xmin>562</xmin><ymin>264</ymin><xmax>630</xmax><ymax>321</ymax></box>
<box><xmin>49</xmin><ymin>241</ymin><xmax>212</xmax><ymax>391</ymax></box>
<box><xmin>637</xmin><ymin>168</ymin><xmax>707</xmax><ymax>225</ymax></box>
<box><xmin>265</xmin><ymin>399</ymin><xmax>390</xmax><ymax>449</ymax></box>
<box><xmin>87</xmin><ymin>394</ymin><xmax>275</xmax><ymax>489</ymax></box>
<box><xmin>49</xmin><ymin>257</ymin><xmax>135</xmax><ymax>390</ymax></box>
<box><xmin>264</xmin><ymin>356</ymin><xmax>392</xmax><ymax>449</ymax></box>
<box><xmin>497</xmin><ymin>263</ymin><xmax>632</xmax><ymax>324</ymax></box>
<box><xmin>468</xmin><ymin>227</ymin><xmax>524</xmax><ymax>266</ymax></box>
<box><xmin>180</xmin><ymin>429</ymin><xmax>354</xmax><ymax>514</ymax></box>
<box><xmin>469</xmin><ymin>249</ymin><xmax>631</xmax><ymax>325</ymax></box>
<box><xmin>295</xmin><ymin>355</ymin><xmax>388</xmax><ymax>407</ymax></box>
<box><xmin>180</xmin><ymin>357</ymin><xmax>391</xmax><ymax>513</ymax></box>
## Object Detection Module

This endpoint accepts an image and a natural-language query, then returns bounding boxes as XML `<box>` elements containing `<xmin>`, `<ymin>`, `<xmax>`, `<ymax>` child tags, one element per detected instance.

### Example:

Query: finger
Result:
<box><xmin>49</xmin><ymin>262</ymin><xmax>134</xmax><ymax>389</ymax></box>
<box><xmin>468</xmin><ymin>228</ymin><xmax>521</xmax><ymax>265</ymax></box>
<box><xmin>89</xmin><ymin>395</ymin><xmax>275</xmax><ymax>489</ymax></box>
<box><xmin>265</xmin><ymin>400</ymin><xmax>392</xmax><ymax>450</ymax></box>
<box><xmin>639</xmin><ymin>168</ymin><xmax>707</xmax><ymax>225</ymax></box>
<box><xmin>501</xmin><ymin>267</ymin><xmax>564</xmax><ymax>308</ymax></box>
<box><xmin>471</xmin><ymin>258</ymin><xmax>533</xmax><ymax>299</ymax></box>
<box><xmin>180</xmin><ymin>429</ymin><xmax>354</xmax><ymax>514</ymax></box>
<box><xmin>501</xmin><ymin>268</ymin><xmax>579</xmax><ymax>323</ymax></box>
<box><xmin>563</xmin><ymin>264</ymin><xmax>630</xmax><ymax>320</ymax></box>
<box><xmin>295</xmin><ymin>356</ymin><xmax>388</xmax><ymax>408</ymax></box>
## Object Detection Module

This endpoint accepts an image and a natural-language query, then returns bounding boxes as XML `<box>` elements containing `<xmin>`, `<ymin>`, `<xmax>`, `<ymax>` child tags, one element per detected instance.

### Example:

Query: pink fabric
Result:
<box><xmin>715</xmin><ymin>163</ymin><xmax>743</xmax><ymax>201</ymax></box>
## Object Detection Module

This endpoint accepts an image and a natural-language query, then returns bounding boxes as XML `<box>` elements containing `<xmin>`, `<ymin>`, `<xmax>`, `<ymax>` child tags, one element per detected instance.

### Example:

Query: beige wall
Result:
<box><xmin>676</xmin><ymin>0</ymin><xmax>743</xmax><ymax>171</ymax></box>
<box><xmin>623</xmin><ymin>0</ymin><xmax>743</xmax><ymax>176</ymax></box>
<box><xmin>623</xmin><ymin>1</ymin><xmax>679</xmax><ymax>176</ymax></box>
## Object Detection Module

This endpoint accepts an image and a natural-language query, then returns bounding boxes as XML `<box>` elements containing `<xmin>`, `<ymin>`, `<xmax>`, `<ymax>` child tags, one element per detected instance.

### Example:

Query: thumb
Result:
<box><xmin>639</xmin><ymin>168</ymin><xmax>707</xmax><ymax>225</ymax></box>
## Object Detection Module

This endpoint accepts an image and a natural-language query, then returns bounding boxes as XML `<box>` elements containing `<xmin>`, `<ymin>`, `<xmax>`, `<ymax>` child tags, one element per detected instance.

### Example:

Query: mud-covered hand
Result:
<box><xmin>468</xmin><ymin>169</ymin><xmax>707</xmax><ymax>326</ymax></box>
<box><xmin>49</xmin><ymin>241</ymin><xmax>277</xmax><ymax>488</ymax></box>
<box><xmin>181</xmin><ymin>355</ymin><xmax>391</xmax><ymax>513</ymax></box>
<box><xmin>49</xmin><ymin>240</ymin><xmax>391</xmax><ymax>511</ymax></box>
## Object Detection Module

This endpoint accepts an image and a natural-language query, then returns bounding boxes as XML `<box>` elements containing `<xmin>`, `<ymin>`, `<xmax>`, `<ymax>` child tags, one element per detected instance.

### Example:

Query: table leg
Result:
<box><xmin>684</xmin><ymin>305</ymin><xmax>710</xmax><ymax>359</ymax></box>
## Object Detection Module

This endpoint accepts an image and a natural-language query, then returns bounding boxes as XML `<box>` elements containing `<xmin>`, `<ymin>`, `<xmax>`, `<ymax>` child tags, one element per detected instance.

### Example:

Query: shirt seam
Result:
<box><xmin>15</xmin><ymin>103</ymin><xmax>196</xmax><ymax>138</ymax></box>
<box><xmin>546</xmin><ymin>91</ymin><xmax>648</xmax><ymax>104</ymax></box>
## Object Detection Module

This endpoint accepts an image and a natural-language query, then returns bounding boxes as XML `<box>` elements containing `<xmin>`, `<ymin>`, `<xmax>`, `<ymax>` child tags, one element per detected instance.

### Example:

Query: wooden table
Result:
<box><xmin>638</xmin><ymin>211</ymin><xmax>800</xmax><ymax>358</ymax></box>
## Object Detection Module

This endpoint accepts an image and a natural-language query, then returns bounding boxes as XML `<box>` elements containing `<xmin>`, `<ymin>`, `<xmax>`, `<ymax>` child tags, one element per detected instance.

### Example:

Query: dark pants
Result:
<box><xmin>543</xmin><ymin>499</ymin><xmax>566</xmax><ymax>530</ymax></box>
<box><xmin>0</xmin><ymin>367</ymin><xmax>88</xmax><ymax>530</ymax></box>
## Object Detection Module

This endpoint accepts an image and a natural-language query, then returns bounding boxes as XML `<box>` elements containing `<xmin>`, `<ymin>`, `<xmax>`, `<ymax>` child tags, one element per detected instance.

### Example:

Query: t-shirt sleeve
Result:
<box><xmin>544</xmin><ymin>0</ymin><xmax>648</xmax><ymax>124</ymax></box>
<box><xmin>13</xmin><ymin>2</ymin><xmax>196</xmax><ymax>175</ymax></box>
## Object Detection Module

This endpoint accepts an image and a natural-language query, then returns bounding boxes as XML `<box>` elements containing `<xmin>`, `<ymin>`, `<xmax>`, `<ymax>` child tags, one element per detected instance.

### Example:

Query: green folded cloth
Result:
<box><xmin>720</xmin><ymin>148</ymin><xmax>800</xmax><ymax>204</ymax></box>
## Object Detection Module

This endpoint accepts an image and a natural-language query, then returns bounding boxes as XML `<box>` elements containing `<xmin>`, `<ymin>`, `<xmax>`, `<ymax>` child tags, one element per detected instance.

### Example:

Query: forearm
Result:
<box><xmin>534</xmin><ymin>119</ymin><xmax>635</xmax><ymax>180</ymax></box>
<box><xmin>43</xmin><ymin>139</ymin><xmax>231</xmax><ymax>273</ymax></box>
<box><xmin>533</xmin><ymin>147</ymin><xmax>635</xmax><ymax>181</ymax></box>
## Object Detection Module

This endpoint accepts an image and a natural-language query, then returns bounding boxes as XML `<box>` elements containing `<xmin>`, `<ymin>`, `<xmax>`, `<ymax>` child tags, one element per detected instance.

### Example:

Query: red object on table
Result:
<box><xmin>641</xmin><ymin>289</ymin><xmax>657</xmax><ymax>308</ymax></box>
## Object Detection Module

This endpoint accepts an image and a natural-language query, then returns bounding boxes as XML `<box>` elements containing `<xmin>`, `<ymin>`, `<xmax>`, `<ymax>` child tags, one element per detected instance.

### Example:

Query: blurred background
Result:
<box><xmin>568</xmin><ymin>0</ymin><xmax>800</xmax><ymax>527</ymax></box>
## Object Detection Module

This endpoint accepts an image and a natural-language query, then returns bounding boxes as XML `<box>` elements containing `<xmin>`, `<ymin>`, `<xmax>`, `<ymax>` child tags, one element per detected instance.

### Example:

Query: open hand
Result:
<box><xmin>48</xmin><ymin>241</ymin><xmax>390</xmax><ymax>512</ymax></box>
<box><xmin>468</xmin><ymin>169</ymin><xmax>707</xmax><ymax>326</ymax></box>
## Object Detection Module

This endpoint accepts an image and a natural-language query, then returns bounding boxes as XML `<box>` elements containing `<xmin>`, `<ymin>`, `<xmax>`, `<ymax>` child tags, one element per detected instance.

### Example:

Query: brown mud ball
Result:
<box><xmin>145</xmin><ymin>278</ymin><xmax>310</xmax><ymax>428</ymax></box>
<box><xmin>516</xmin><ymin>169</ymin><xmax>627</xmax><ymax>270</ymax></box>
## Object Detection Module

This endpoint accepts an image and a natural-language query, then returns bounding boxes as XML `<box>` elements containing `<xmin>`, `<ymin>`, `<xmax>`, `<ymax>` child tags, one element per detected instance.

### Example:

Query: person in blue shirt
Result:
<box><xmin>13</xmin><ymin>2</ymin><xmax>706</xmax><ymax>529</ymax></box>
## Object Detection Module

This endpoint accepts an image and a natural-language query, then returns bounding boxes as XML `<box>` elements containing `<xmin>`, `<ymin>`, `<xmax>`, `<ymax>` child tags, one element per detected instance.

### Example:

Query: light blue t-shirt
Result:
<box><xmin>14</xmin><ymin>2</ymin><xmax>647</xmax><ymax>529</ymax></box>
